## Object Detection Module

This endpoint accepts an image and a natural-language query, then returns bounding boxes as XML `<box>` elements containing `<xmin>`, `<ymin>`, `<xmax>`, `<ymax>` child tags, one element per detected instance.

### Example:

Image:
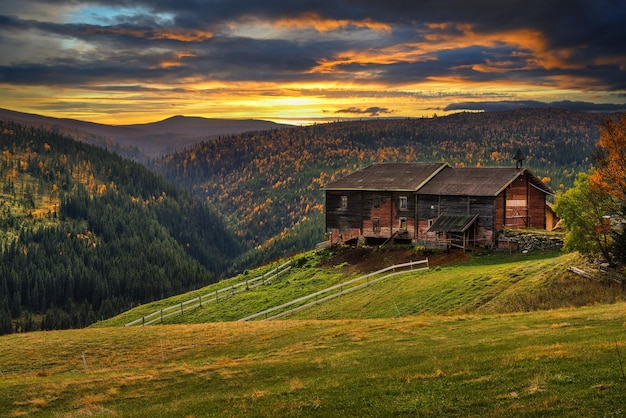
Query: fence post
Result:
<box><xmin>180</xmin><ymin>302</ymin><xmax>183</xmax><ymax>315</ymax></box>
<box><xmin>161</xmin><ymin>309</ymin><xmax>163</xmax><ymax>323</ymax></box>
<box><xmin>216</xmin><ymin>289</ymin><xmax>219</xmax><ymax>302</ymax></box>
<box><xmin>199</xmin><ymin>295</ymin><xmax>202</xmax><ymax>307</ymax></box>
<box><xmin>142</xmin><ymin>316</ymin><xmax>145</xmax><ymax>326</ymax></box>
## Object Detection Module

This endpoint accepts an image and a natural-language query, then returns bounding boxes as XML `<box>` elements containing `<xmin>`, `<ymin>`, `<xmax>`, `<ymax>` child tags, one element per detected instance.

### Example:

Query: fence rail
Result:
<box><xmin>315</xmin><ymin>240</ymin><xmax>332</xmax><ymax>250</ymax></box>
<box><xmin>125</xmin><ymin>260</ymin><xmax>292</xmax><ymax>326</ymax></box>
<box><xmin>238</xmin><ymin>259</ymin><xmax>428</xmax><ymax>322</ymax></box>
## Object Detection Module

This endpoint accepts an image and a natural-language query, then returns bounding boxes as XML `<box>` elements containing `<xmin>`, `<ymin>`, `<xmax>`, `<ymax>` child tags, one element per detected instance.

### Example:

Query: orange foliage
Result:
<box><xmin>591</xmin><ymin>115</ymin><xmax>626</xmax><ymax>200</ymax></box>
<box><xmin>155</xmin><ymin>108</ymin><xmax>605</xmax><ymax>248</ymax></box>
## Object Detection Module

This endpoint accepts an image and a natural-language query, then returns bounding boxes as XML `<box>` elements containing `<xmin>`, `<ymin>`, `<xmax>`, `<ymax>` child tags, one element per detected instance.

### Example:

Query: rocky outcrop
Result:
<box><xmin>498</xmin><ymin>230</ymin><xmax>564</xmax><ymax>252</ymax></box>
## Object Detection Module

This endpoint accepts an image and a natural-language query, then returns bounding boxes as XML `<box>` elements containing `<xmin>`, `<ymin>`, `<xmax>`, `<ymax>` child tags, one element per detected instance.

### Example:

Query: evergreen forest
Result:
<box><xmin>0</xmin><ymin>120</ymin><xmax>243</xmax><ymax>334</ymax></box>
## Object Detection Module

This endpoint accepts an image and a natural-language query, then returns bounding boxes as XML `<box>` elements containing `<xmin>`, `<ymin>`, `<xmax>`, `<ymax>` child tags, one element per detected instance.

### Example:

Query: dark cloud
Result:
<box><xmin>0</xmin><ymin>0</ymin><xmax>624</xmax><ymax>117</ymax></box>
<box><xmin>445</xmin><ymin>100</ymin><xmax>626</xmax><ymax>113</ymax></box>
<box><xmin>335</xmin><ymin>106</ymin><xmax>393</xmax><ymax>116</ymax></box>
<box><xmin>109</xmin><ymin>0</ymin><xmax>626</xmax><ymax>57</ymax></box>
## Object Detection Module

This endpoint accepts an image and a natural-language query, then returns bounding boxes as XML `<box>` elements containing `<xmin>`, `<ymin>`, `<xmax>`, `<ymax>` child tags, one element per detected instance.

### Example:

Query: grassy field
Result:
<box><xmin>3</xmin><ymin>248</ymin><xmax>626</xmax><ymax>416</ymax></box>
<box><xmin>96</xmin><ymin>249</ymin><xmax>624</xmax><ymax>327</ymax></box>
<box><xmin>1</xmin><ymin>303</ymin><xmax>625</xmax><ymax>417</ymax></box>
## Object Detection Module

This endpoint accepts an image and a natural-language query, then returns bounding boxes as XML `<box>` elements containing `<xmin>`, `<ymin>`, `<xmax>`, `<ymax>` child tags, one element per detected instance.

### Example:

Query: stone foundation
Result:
<box><xmin>498</xmin><ymin>230</ymin><xmax>564</xmax><ymax>252</ymax></box>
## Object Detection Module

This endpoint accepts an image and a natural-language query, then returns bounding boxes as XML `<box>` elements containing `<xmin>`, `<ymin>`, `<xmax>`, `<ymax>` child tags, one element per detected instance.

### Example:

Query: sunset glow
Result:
<box><xmin>1</xmin><ymin>1</ymin><xmax>624</xmax><ymax>125</ymax></box>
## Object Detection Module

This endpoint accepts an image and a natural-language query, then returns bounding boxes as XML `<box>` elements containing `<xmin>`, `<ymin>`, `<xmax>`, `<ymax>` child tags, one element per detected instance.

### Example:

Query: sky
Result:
<box><xmin>1</xmin><ymin>0</ymin><xmax>625</xmax><ymax>125</ymax></box>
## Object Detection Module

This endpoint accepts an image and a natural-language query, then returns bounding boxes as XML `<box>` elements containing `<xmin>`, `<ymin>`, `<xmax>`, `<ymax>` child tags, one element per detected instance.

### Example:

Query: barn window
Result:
<box><xmin>428</xmin><ymin>219</ymin><xmax>434</xmax><ymax>228</ymax></box>
<box><xmin>373</xmin><ymin>197</ymin><xmax>381</xmax><ymax>208</ymax></box>
<box><xmin>340</xmin><ymin>195</ymin><xmax>348</xmax><ymax>209</ymax></box>
<box><xmin>399</xmin><ymin>217</ymin><xmax>407</xmax><ymax>230</ymax></box>
<box><xmin>399</xmin><ymin>196</ymin><xmax>408</xmax><ymax>211</ymax></box>
<box><xmin>373</xmin><ymin>218</ymin><xmax>380</xmax><ymax>232</ymax></box>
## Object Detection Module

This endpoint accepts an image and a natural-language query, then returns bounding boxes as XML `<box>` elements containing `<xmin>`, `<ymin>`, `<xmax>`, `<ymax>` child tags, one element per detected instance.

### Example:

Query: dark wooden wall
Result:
<box><xmin>416</xmin><ymin>194</ymin><xmax>496</xmax><ymax>246</ymax></box>
<box><xmin>325</xmin><ymin>190</ymin><xmax>417</xmax><ymax>241</ymax></box>
<box><xmin>325</xmin><ymin>172</ymin><xmax>547</xmax><ymax>246</ymax></box>
<box><xmin>528</xmin><ymin>178</ymin><xmax>547</xmax><ymax>229</ymax></box>
<box><xmin>325</xmin><ymin>190</ymin><xmax>362</xmax><ymax>242</ymax></box>
<box><xmin>504</xmin><ymin>172</ymin><xmax>546</xmax><ymax>229</ymax></box>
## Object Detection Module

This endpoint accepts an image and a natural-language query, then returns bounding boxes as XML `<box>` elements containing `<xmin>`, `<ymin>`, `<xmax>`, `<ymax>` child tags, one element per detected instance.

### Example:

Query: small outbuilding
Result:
<box><xmin>323</xmin><ymin>162</ymin><xmax>553</xmax><ymax>249</ymax></box>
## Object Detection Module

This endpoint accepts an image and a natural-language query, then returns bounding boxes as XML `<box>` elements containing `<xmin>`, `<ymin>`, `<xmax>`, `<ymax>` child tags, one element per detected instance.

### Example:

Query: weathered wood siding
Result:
<box><xmin>505</xmin><ymin>174</ymin><xmax>529</xmax><ymax>228</ymax></box>
<box><xmin>361</xmin><ymin>192</ymin><xmax>394</xmax><ymax>238</ymax></box>
<box><xmin>417</xmin><ymin>195</ymin><xmax>440</xmax><ymax>241</ymax></box>
<box><xmin>495</xmin><ymin>192</ymin><xmax>506</xmax><ymax>231</ymax></box>
<box><xmin>528</xmin><ymin>178</ymin><xmax>547</xmax><ymax>229</ymax></box>
<box><xmin>390</xmin><ymin>192</ymin><xmax>415</xmax><ymax>239</ymax></box>
<box><xmin>326</xmin><ymin>190</ymin><xmax>418</xmax><ymax>242</ymax></box>
<box><xmin>546</xmin><ymin>204</ymin><xmax>559</xmax><ymax>231</ymax></box>
<box><xmin>326</xmin><ymin>170</ymin><xmax>548</xmax><ymax>246</ymax></box>
<box><xmin>504</xmin><ymin>172</ymin><xmax>546</xmax><ymax>229</ymax></box>
<box><xmin>325</xmin><ymin>190</ymin><xmax>362</xmax><ymax>243</ymax></box>
<box><xmin>417</xmin><ymin>194</ymin><xmax>497</xmax><ymax>247</ymax></box>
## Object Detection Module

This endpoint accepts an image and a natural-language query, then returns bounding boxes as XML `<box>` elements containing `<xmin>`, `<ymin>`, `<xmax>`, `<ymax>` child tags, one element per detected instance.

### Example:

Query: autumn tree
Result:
<box><xmin>555</xmin><ymin>169</ymin><xmax>618</xmax><ymax>263</ymax></box>
<box><xmin>591</xmin><ymin>115</ymin><xmax>626</xmax><ymax>264</ymax></box>
<box><xmin>591</xmin><ymin>115</ymin><xmax>626</xmax><ymax>200</ymax></box>
<box><xmin>557</xmin><ymin>115</ymin><xmax>626</xmax><ymax>266</ymax></box>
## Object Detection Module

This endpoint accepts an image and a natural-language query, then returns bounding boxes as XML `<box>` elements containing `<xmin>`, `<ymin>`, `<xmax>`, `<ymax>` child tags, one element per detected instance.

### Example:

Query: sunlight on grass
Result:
<box><xmin>2</xmin><ymin>304</ymin><xmax>626</xmax><ymax>416</ymax></box>
<box><xmin>98</xmin><ymin>250</ymin><xmax>624</xmax><ymax>329</ymax></box>
<box><xmin>4</xmin><ymin>250</ymin><xmax>626</xmax><ymax>416</ymax></box>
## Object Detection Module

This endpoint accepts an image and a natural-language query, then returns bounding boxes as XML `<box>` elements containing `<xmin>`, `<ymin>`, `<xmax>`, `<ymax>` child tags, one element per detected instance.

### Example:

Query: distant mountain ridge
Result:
<box><xmin>0</xmin><ymin>108</ymin><xmax>290</xmax><ymax>160</ymax></box>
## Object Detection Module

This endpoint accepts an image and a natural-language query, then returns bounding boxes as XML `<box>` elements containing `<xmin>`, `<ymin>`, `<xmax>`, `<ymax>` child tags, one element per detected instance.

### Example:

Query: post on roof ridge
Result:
<box><xmin>512</xmin><ymin>149</ymin><xmax>525</xmax><ymax>169</ymax></box>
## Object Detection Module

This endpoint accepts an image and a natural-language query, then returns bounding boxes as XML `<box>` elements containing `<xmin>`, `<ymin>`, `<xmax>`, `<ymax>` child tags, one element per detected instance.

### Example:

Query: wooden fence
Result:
<box><xmin>315</xmin><ymin>240</ymin><xmax>332</xmax><ymax>250</ymax></box>
<box><xmin>124</xmin><ymin>260</ymin><xmax>292</xmax><ymax>326</ymax></box>
<box><xmin>238</xmin><ymin>259</ymin><xmax>428</xmax><ymax>322</ymax></box>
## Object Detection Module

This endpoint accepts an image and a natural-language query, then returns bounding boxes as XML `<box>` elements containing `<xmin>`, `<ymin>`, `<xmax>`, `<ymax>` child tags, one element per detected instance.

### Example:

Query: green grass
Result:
<box><xmin>3</xmin><ymin>248</ymin><xmax>626</xmax><ymax>416</ymax></box>
<box><xmin>291</xmin><ymin>251</ymin><xmax>587</xmax><ymax>319</ymax></box>
<box><xmin>97</xmin><ymin>250</ymin><xmax>623</xmax><ymax>327</ymax></box>
<box><xmin>94</xmin><ymin>250</ymin><xmax>355</xmax><ymax>327</ymax></box>
<box><xmin>1</xmin><ymin>304</ymin><xmax>626</xmax><ymax>417</ymax></box>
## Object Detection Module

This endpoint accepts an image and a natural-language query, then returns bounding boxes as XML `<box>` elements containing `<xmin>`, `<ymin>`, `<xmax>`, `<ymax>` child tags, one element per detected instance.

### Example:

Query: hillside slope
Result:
<box><xmin>0</xmin><ymin>120</ymin><xmax>243</xmax><ymax>334</ymax></box>
<box><xmin>97</xmin><ymin>248</ymin><xmax>626</xmax><ymax>327</ymax></box>
<box><xmin>2</xmin><ymin>302</ymin><xmax>625</xmax><ymax>416</ymax></box>
<box><xmin>154</xmin><ymin>108</ymin><xmax>619</xmax><ymax>262</ymax></box>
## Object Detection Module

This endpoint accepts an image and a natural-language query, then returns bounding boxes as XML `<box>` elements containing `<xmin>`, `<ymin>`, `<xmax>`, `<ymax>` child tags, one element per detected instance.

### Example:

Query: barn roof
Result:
<box><xmin>417</xmin><ymin>167</ymin><xmax>553</xmax><ymax>196</ymax></box>
<box><xmin>428</xmin><ymin>213</ymin><xmax>479</xmax><ymax>233</ymax></box>
<box><xmin>323</xmin><ymin>162</ymin><xmax>448</xmax><ymax>191</ymax></box>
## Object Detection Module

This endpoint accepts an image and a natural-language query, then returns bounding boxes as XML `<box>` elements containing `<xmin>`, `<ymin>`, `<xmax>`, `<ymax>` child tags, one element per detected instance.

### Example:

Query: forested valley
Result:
<box><xmin>1</xmin><ymin>108</ymin><xmax>619</xmax><ymax>335</ymax></box>
<box><xmin>0</xmin><ymin>120</ymin><xmax>243</xmax><ymax>335</ymax></box>
<box><xmin>154</xmin><ymin>108</ymin><xmax>610</xmax><ymax>264</ymax></box>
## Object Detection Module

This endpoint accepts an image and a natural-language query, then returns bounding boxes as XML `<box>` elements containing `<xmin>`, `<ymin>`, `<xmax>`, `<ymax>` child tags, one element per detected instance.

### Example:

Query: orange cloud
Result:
<box><xmin>84</xmin><ymin>26</ymin><xmax>213</xmax><ymax>42</ymax></box>
<box><xmin>271</xmin><ymin>12</ymin><xmax>392</xmax><ymax>33</ymax></box>
<box><xmin>150</xmin><ymin>30</ymin><xmax>214</xmax><ymax>42</ymax></box>
<box><xmin>309</xmin><ymin>22</ymin><xmax>583</xmax><ymax>77</ymax></box>
<box><xmin>421</xmin><ymin>23</ymin><xmax>579</xmax><ymax>70</ymax></box>
<box><xmin>156</xmin><ymin>51</ymin><xmax>197</xmax><ymax>69</ymax></box>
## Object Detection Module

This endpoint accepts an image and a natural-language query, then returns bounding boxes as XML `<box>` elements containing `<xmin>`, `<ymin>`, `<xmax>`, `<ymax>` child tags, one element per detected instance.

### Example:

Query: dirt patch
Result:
<box><xmin>318</xmin><ymin>246</ymin><xmax>470</xmax><ymax>274</ymax></box>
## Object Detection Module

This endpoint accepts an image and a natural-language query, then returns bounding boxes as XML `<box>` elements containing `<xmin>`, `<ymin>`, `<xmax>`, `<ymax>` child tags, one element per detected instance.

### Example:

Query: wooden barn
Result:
<box><xmin>323</xmin><ymin>162</ymin><xmax>553</xmax><ymax>249</ymax></box>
